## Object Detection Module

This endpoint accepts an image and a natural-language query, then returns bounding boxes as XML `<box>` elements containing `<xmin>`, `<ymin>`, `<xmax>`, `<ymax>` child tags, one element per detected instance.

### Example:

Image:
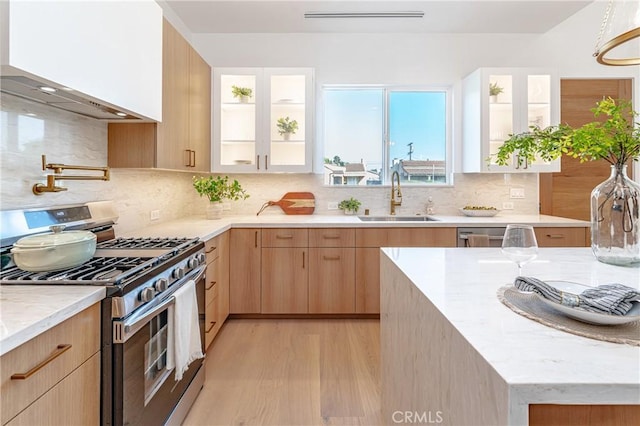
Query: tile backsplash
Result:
<box><xmin>1</xmin><ymin>94</ymin><xmax>538</xmax><ymax>234</ymax></box>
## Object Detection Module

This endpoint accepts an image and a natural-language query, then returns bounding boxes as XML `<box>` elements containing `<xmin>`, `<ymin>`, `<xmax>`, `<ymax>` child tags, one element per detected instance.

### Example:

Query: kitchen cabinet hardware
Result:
<box><xmin>184</xmin><ymin>149</ymin><xmax>196</xmax><ymax>167</ymax></box>
<box><xmin>265</xmin><ymin>155</ymin><xmax>268</xmax><ymax>170</ymax></box>
<box><xmin>206</xmin><ymin>246</ymin><xmax>217</xmax><ymax>253</ymax></box>
<box><xmin>322</xmin><ymin>235</ymin><xmax>341</xmax><ymax>239</ymax></box>
<box><xmin>303</xmin><ymin>251</ymin><xmax>305</xmax><ymax>268</ymax></box>
<box><xmin>255</xmin><ymin>231</ymin><xmax>258</xmax><ymax>248</ymax></box>
<box><xmin>323</xmin><ymin>255</ymin><xmax>341</xmax><ymax>261</ymax></box>
<box><xmin>546</xmin><ymin>234</ymin><xmax>565</xmax><ymax>239</ymax></box>
<box><xmin>205</xmin><ymin>321</ymin><xmax>217</xmax><ymax>333</ymax></box>
<box><xmin>257</xmin><ymin>155</ymin><xmax>260</xmax><ymax>170</ymax></box>
<box><xmin>11</xmin><ymin>344</ymin><xmax>72</xmax><ymax>380</ymax></box>
<box><xmin>206</xmin><ymin>280</ymin><xmax>217</xmax><ymax>290</ymax></box>
<box><xmin>276</xmin><ymin>235</ymin><xmax>294</xmax><ymax>239</ymax></box>
<box><xmin>33</xmin><ymin>155</ymin><xmax>110</xmax><ymax>195</ymax></box>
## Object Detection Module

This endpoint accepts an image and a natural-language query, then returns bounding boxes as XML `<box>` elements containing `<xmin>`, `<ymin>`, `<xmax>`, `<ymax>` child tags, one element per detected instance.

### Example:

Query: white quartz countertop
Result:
<box><xmin>381</xmin><ymin>247</ymin><xmax>640</xmax><ymax>420</ymax></box>
<box><xmin>120</xmin><ymin>213</ymin><xmax>589</xmax><ymax>240</ymax></box>
<box><xmin>0</xmin><ymin>286</ymin><xmax>106</xmax><ymax>356</ymax></box>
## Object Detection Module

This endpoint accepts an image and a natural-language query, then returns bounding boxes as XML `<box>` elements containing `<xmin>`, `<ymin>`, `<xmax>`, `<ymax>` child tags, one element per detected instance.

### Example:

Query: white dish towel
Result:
<box><xmin>166</xmin><ymin>279</ymin><xmax>204</xmax><ymax>381</ymax></box>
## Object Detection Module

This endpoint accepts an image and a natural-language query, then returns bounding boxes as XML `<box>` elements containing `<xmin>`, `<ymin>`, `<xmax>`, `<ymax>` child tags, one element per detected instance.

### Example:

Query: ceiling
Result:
<box><xmin>164</xmin><ymin>0</ymin><xmax>595</xmax><ymax>34</ymax></box>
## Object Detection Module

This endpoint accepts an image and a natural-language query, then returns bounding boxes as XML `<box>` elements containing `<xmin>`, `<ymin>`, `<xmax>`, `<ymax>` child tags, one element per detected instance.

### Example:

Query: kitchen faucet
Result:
<box><xmin>390</xmin><ymin>171</ymin><xmax>402</xmax><ymax>215</ymax></box>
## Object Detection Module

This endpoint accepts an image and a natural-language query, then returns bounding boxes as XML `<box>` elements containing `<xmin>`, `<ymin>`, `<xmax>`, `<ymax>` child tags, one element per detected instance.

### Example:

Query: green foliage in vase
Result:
<box><xmin>276</xmin><ymin>116</ymin><xmax>299</xmax><ymax>135</ymax></box>
<box><xmin>492</xmin><ymin>98</ymin><xmax>639</xmax><ymax>169</ymax></box>
<box><xmin>338</xmin><ymin>197</ymin><xmax>362</xmax><ymax>212</ymax></box>
<box><xmin>489</xmin><ymin>82</ymin><xmax>504</xmax><ymax>96</ymax></box>
<box><xmin>231</xmin><ymin>85</ymin><xmax>253</xmax><ymax>98</ymax></box>
<box><xmin>192</xmin><ymin>175</ymin><xmax>250</xmax><ymax>202</ymax></box>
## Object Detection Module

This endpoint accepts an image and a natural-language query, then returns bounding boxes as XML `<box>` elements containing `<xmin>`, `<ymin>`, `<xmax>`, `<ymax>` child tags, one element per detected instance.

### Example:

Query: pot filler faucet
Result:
<box><xmin>390</xmin><ymin>171</ymin><xmax>402</xmax><ymax>215</ymax></box>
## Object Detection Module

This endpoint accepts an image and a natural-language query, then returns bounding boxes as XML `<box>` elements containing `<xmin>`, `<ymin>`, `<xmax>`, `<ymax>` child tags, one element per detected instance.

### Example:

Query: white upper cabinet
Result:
<box><xmin>212</xmin><ymin>67</ymin><xmax>314</xmax><ymax>173</ymax></box>
<box><xmin>0</xmin><ymin>0</ymin><xmax>162</xmax><ymax>121</ymax></box>
<box><xmin>462</xmin><ymin>67</ymin><xmax>560</xmax><ymax>173</ymax></box>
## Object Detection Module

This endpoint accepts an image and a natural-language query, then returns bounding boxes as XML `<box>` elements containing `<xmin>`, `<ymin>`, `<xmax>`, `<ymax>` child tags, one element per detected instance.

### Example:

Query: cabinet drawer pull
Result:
<box><xmin>265</xmin><ymin>155</ymin><xmax>268</xmax><ymax>170</ymax></box>
<box><xmin>302</xmin><ymin>251</ymin><xmax>305</xmax><ymax>268</ymax></box>
<box><xmin>322</xmin><ymin>235</ymin><xmax>341</xmax><ymax>239</ymax></box>
<box><xmin>184</xmin><ymin>149</ymin><xmax>191</xmax><ymax>167</ymax></box>
<box><xmin>11</xmin><ymin>344</ymin><xmax>72</xmax><ymax>380</ymax></box>
<box><xmin>255</xmin><ymin>231</ymin><xmax>258</xmax><ymax>248</ymax></box>
<box><xmin>206</xmin><ymin>246</ymin><xmax>217</xmax><ymax>254</ymax></box>
<box><xmin>205</xmin><ymin>321</ymin><xmax>217</xmax><ymax>333</ymax></box>
<box><xmin>190</xmin><ymin>150</ymin><xmax>196</xmax><ymax>167</ymax></box>
<box><xmin>206</xmin><ymin>280</ymin><xmax>217</xmax><ymax>290</ymax></box>
<box><xmin>546</xmin><ymin>234</ymin><xmax>565</xmax><ymax>239</ymax></box>
<box><xmin>257</xmin><ymin>155</ymin><xmax>260</xmax><ymax>170</ymax></box>
<box><xmin>323</xmin><ymin>255</ymin><xmax>341</xmax><ymax>261</ymax></box>
<box><xmin>276</xmin><ymin>235</ymin><xmax>294</xmax><ymax>239</ymax></box>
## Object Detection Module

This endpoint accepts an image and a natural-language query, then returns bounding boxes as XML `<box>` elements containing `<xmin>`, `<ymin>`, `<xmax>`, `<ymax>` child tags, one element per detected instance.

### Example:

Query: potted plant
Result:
<box><xmin>493</xmin><ymin>97</ymin><xmax>640</xmax><ymax>265</ymax></box>
<box><xmin>231</xmin><ymin>85</ymin><xmax>253</xmax><ymax>103</ymax></box>
<box><xmin>276</xmin><ymin>116</ymin><xmax>299</xmax><ymax>141</ymax></box>
<box><xmin>489</xmin><ymin>82</ymin><xmax>503</xmax><ymax>103</ymax></box>
<box><xmin>192</xmin><ymin>175</ymin><xmax>249</xmax><ymax>219</ymax></box>
<box><xmin>338</xmin><ymin>197</ymin><xmax>362</xmax><ymax>215</ymax></box>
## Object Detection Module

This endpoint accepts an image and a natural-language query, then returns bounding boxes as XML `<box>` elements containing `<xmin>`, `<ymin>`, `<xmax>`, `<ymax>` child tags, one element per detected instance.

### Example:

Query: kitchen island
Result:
<box><xmin>380</xmin><ymin>247</ymin><xmax>639</xmax><ymax>425</ymax></box>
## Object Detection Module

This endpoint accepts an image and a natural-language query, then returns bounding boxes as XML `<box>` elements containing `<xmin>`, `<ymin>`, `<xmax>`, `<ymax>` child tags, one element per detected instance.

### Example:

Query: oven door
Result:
<box><xmin>111</xmin><ymin>266</ymin><xmax>206</xmax><ymax>426</ymax></box>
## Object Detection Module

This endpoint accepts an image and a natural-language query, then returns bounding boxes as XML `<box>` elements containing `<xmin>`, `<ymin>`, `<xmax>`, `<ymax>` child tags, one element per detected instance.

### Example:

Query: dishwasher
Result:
<box><xmin>457</xmin><ymin>227</ymin><xmax>506</xmax><ymax>247</ymax></box>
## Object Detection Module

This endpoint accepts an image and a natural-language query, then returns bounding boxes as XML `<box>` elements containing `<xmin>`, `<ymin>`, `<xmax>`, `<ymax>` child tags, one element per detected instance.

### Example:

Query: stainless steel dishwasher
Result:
<box><xmin>457</xmin><ymin>227</ymin><xmax>506</xmax><ymax>247</ymax></box>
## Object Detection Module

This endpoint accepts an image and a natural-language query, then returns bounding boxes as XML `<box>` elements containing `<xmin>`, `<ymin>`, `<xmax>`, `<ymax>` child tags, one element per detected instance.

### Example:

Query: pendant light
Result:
<box><xmin>593</xmin><ymin>0</ymin><xmax>640</xmax><ymax>66</ymax></box>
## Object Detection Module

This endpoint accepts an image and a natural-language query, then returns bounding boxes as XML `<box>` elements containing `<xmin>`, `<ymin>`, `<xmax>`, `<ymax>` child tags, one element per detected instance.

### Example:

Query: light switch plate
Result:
<box><xmin>150</xmin><ymin>210</ymin><xmax>160</xmax><ymax>221</ymax></box>
<box><xmin>328</xmin><ymin>202</ymin><xmax>339</xmax><ymax>210</ymax></box>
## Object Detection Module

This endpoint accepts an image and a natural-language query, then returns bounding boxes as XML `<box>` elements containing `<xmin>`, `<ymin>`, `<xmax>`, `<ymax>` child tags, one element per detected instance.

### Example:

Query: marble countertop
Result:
<box><xmin>0</xmin><ymin>286</ymin><xmax>106</xmax><ymax>356</ymax></box>
<box><xmin>381</xmin><ymin>247</ymin><xmax>640</xmax><ymax>420</ymax></box>
<box><xmin>120</xmin><ymin>213</ymin><xmax>589</xmax><ymax>240</ymax></box>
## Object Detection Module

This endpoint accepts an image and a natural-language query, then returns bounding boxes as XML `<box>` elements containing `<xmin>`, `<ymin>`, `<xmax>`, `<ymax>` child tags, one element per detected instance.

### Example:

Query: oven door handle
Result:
<box><xmin>116</xmin><ymin>265</ymin><xmax>206</xmax><ymax>342</ymax></box>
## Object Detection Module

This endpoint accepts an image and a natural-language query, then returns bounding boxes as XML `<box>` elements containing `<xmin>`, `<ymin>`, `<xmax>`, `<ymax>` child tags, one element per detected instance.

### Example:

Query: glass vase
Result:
<box><xmin>590</xmin><ymin>164</ymin><xmax>640</xmax><ymax>266</ymax></box>
<box><xmin>205</xmin><ymin>202</ymin><xmax>223</xmax><ymax>220</ymax></box>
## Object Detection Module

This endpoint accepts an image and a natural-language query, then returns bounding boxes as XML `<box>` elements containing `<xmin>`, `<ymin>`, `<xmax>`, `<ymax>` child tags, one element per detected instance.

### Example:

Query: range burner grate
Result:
<box><xmin>97</xmin><ymin>237</ymin><xmax>194</xmax><ymax>249</ymax></box>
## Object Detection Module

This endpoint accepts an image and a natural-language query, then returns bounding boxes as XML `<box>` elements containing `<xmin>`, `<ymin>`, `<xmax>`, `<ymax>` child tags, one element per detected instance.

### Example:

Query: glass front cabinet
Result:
<box><xmin>461</xmin><ymin>67</ymin><xmax>560</xmax><ymax>173</ymax></box>
<box><xmin>212</xmin><ymin>68</ymin><xmax>314</xmax><ymax>172</ymax></box>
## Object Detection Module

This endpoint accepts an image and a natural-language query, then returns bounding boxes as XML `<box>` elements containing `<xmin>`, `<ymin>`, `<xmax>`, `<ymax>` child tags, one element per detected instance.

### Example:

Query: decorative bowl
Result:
<box><xmin>459</xmin><ymin>208</ymin><xmax>500</xmax><ymax>217</ymax></box>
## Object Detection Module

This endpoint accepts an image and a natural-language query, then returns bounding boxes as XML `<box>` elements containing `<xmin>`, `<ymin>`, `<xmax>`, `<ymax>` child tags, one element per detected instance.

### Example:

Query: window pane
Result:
<box><xmin>389</xmin><ymin>91</ymin><xmax>447</xmax><ymax>184</ymax></box>
<box><xmin>323</xmin><ymin>89</ymin><xmax>384</xmax><ymax>185</ymax></box>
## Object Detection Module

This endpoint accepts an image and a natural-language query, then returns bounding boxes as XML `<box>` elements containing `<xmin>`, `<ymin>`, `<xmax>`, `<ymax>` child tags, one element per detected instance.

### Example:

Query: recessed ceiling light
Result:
<box><xmin>304</xmin><ymin>11</ymin><xmax>424</xmax><ymax>19</ymax></box>
<box><xmin>61</xmin><ymin>87</ymin><xmax>74</xmax><ymax>91</ymax></box>
<box><xmin>115</xmin><ymin>112</ymin><xmax>127</xmax><ymax>117</ymax></box>
<box><xmin>38</xmin><ymin>86</ymin><xmax>57</xmax><ymax>93</ymax></box>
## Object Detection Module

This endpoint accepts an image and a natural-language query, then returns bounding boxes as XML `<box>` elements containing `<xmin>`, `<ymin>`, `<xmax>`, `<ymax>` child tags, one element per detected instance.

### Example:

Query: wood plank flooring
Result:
<box><xmin>183</xmin><ymin>319</ymin><xmax>382</xmax><ymax>426</ymax></box>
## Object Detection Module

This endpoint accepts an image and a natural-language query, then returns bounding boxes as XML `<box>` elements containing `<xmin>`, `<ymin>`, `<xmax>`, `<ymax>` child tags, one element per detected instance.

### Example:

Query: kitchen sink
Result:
<box><xmin>357</xmin><ymin>216</ymin><xmax>439</xmax><ymax>222</ymax></box>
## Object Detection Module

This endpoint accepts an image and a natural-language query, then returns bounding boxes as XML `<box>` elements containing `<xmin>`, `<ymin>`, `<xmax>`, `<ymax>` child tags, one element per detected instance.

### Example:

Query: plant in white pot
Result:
<box><xmin>338</xmin><ymin>197</ymin><xmax>362</xmax><ymax>215</ymax></box>
<box><xmin>192</xmin><ymin>175</ymin><xmax>249</xmax><ymax>219</ymax></box>
<box><xmin>231</xmin><ymin>85</ymin><xmax>253</xmax><ymax>103</ymax></box>
<box><xmin>276</xmin><ymin>116</ymin><xmax>299</xmax><ymax>141</ymax></box>
<box><xmin>493</xmin><ymin>97</ymin><xmax>640</xmax><ymax>265</ymax></box>
<box><xmin>489</xmin><ymin>82</ymin><xmax>503</xmax><ymax>103</ymax></box>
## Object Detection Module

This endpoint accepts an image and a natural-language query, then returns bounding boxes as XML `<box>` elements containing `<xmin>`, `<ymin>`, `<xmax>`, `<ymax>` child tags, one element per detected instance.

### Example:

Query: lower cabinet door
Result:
<box><xmin>261</xmin><ymin>248</ymin><xmax>308</xmax><ymax>313</ymax></box>
<box><xmin>309</xmin><ymin>248</ymin><xmax>356</xmax><ymax>314</ymax></box>
<box><xmin>6</xmin><ymin>353</ymin><xmax>100</xmax><ymax>426</ymax></box>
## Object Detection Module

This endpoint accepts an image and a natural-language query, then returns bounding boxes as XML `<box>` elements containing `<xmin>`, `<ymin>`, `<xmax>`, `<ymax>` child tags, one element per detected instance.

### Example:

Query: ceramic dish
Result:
<box><xmin>459</xmin><ymin>208</ymin><xmax>500</xmax><ymax>217</ymax></box>
<box><xmin>532</xmin><ymin>280</ymin><xmax>640</xmax><ymax>325</ymax></box>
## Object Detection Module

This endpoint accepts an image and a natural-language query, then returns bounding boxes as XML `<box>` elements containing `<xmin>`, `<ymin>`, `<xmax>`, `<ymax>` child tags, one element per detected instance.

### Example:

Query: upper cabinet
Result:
<box><xmin>212</xmin><ymin>68</ymin><xmax>314</xmax><ymax>173</ymax></box>
<box><xmin>0</xmin><ymin>0</ymin><xmax>162</xmax><ymax>121</ymax></box>
<box><xmin>108</xmin><ymin>19</ymin><xmax>211</xmax><ymax>172</ymax></box>
<box><xmin>462</xmin><ymin>67</ymin><xmax>560</xmax><ymax>173</ymax></box>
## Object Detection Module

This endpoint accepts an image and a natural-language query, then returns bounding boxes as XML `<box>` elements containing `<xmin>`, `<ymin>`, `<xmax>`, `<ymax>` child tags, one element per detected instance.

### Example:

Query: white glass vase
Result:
<box><xmin>590</xmin><ymin>164</ymin><xmax>640</xmax><ymax>266</ymax></box>
<box><xmin>206</xmin><ymin>202</ymin><xmax>224</xmax><ymax>220</ymax></box>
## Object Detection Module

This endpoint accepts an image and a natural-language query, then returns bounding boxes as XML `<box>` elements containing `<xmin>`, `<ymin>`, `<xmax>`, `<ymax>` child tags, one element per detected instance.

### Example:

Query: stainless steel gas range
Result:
<box><xmin>0</xmin><ymin>202</ymin><xmax>206</xmax><ymax>426</ymax></box>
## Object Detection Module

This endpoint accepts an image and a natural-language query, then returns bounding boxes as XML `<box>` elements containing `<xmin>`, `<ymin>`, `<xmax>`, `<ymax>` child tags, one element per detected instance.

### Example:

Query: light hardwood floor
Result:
<box><xmin>183</xmin><ymin>319</ymin><xmax>382</xmax><ymax>426</ymax></box>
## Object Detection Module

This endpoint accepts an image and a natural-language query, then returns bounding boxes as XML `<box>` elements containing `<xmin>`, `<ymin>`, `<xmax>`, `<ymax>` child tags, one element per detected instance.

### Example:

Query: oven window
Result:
<box><xmin>144</xmin><ymin>310</ymin><xmax>171</xmax><ymax>405</ymax></box>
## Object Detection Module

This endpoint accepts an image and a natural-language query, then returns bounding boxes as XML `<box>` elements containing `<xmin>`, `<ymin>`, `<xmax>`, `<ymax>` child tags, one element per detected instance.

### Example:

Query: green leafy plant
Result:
<box><xmin>492</xmin><ymin>97</ymin><xmax>639</xmax><ymax>169</ymax></box>
<box><xmin>231</xmin><ymin>85</ymin><xmax>253</xmax><ymax>99</ymax></box>
<box><xmin>192</xmin><ymin>175</ymin><xmax>249</xmax><ymax>202</ymax></box>
<box><xmin>338</xmin><ymin>197</ymin><xmax>362</xmax><ymax>213</ymax></box>
<box><xmin>276</xmin><ymin>116</ymin><xmax>299</xmax><ymax>135</ymax></box>
<box><xmin>489</xmin><ymin>82</ymin><xmax>504</xmax><ymax>97</ymax></box>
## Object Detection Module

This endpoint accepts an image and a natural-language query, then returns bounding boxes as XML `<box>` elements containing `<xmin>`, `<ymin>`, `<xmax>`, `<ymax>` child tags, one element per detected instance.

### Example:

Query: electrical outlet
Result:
<box><xmin>502</xmin><ymin>202</ymin><xmax>514</xmax><ymax>210</ymax></box>
<box><xmin>150</xmin><ymin>210</ymin><xmax>160</xmax><ymax>221</ymax></box>
<box><xmin>328</xmin><ymin>202</ymin><xmax>339</xmax><ymax>210</ymax></box>
<box><xmin>510</xmin><ymin>188</ymin><xmax>525</xmax><ymax>199</ymax></box>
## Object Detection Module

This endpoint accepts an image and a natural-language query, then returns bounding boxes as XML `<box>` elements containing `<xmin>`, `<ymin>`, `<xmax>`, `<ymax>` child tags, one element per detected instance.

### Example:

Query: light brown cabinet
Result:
<box><xmin>534</xmin><ymin>227</ymin><xmax>588</xmax><ymax>247</ymax></box>
<box><xmin>108</xmin><ymin>19</ymin><xmax>211</xmax><ymax>171</ymax></box>
<box><xmin>309</xmin><ymin>247</ymin><xmax>355</xmax><ymax>313</ymax></box>
<box><xmin>203</xmin><ymin>231</ymin><xmax>230</xmax><ymax>349</ymax></box>
<box><xmin>1</xmin><ymin>304</ymin><xmax>100</xmax><ymax>425</ymax></box>
<box><xmin>229</xmin><ymin>229</ymin><xmax>261</xmax><ymax>314</ymax></box>
<box><xmin>355</xmin><ymin>227</ymin><xmax>457</xmax><ymax>313</ymax></box>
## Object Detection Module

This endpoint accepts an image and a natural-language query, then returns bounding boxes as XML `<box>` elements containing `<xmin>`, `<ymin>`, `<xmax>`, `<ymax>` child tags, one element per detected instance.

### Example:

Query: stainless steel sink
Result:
<box><xmin>357</xmin><ymin>216</ymin><xmax>439</xmax><ymax>222</ymax></box>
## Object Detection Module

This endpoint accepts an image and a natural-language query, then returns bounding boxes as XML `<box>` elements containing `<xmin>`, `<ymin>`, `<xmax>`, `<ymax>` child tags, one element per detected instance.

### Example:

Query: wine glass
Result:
<box><xmin>501</xmin><ymin>224</ymin><xmax>538</xmax><ymax>276</ymax></box>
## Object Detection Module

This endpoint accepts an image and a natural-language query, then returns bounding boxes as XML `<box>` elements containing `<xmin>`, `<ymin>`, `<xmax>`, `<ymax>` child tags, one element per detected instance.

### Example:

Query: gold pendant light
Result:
<box><xmin>593</xmin><ymin>0</ymin><xmax>640</xmax><ymax>66</ymax></box>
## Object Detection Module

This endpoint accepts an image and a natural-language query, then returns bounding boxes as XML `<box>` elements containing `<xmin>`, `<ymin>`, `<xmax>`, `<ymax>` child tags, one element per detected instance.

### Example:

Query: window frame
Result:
<box><xmin>320</xmin><ymin>84</ymin><xmax>453</xmax><ymax>186</ymax></box>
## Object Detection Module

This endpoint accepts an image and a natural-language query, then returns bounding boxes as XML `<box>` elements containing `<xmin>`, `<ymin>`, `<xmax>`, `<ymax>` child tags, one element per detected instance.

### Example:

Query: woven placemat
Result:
<box><xmin>497</xmin><ymin>286</ymin><xmax>640</xmax><ymax>346</ymax></box>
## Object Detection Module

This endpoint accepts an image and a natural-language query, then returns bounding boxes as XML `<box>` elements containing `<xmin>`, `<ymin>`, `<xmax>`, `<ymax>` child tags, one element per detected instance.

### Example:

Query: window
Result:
<box><xmin>322</xmin><ymin>86</ymin><xmax>451</xmax><ymax>186</ymax></box>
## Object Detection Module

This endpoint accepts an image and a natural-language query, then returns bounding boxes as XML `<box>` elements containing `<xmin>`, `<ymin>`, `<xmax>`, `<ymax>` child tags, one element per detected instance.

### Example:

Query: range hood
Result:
<box><xmin>0</xmin><ymin>75</ymin><xmax>139</xmax><ymax>120</ymax></box>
